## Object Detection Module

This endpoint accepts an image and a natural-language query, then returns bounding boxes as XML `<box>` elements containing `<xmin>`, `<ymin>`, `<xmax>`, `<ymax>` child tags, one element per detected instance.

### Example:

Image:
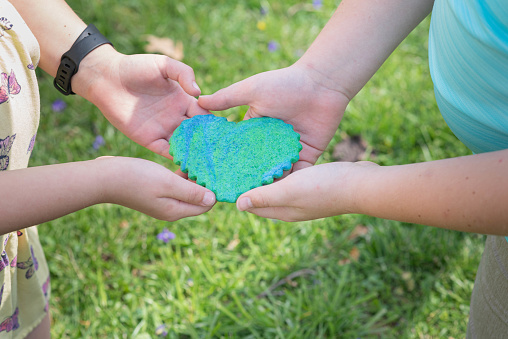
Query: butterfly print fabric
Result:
<box><xmin>0</xmin><ymin>70</ymin><xmax>21</xmax><ymax>105</ymax></box>
<box><xmin>0</xmin><ymin>16</ymin><xmax>13</xmax><ymax>38</ymax></box>
<box><xmin>0</xmin><ymin>134</ymin><xmax>16</xmax><ymax>171</ymax></box>
<box><xmin>16</xmin><ymin>245</ymin><xmax>38</xmax><ymax>279</ymax></box>
<box><xmin>0</xmin><ymin>308</ymin><xmax>19</xmax><ymax>333</ymax></box>
<box><xmin>27</xmin><ymin>133</ymin><xmax>36</xmax><ymax>154</ymax></box>
<box><xmin>0</xmin><ymin>1</ymin><xmax>49</xmax><ymax>334</ymax></box>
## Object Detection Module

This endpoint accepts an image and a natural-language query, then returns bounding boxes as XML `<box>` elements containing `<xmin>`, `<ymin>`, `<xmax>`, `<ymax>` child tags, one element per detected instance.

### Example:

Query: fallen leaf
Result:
<box><xmin>402</xmin><ymin>271</ymin><xmax>415</xmax><ymax>291</ymax></box>
<box><xmin>144</xmin><ymin>35</ymin><xmax>184</xmax><ymax>60</ymax></box>
<box><xmin>338</xmin><ymin>247</ymin><xmax>361</xmax><ymax>265</ymax></box>
<box><xmin>285</xmin><ymin>278</ymin><xmax>298</xmax><ymax>287</ymax></box>
<box><xmin>394</xmin><ymin>287</ymin><xmax>404</xmax><ymax>296</ymax></box>
<box><xmin>256</xmin><ymin>269</ymin><xmax>316</xmax><ymax>298</ymax></box>
<box><xmin>401</xmin><ymin>271</ymin><xmax>412</xmax><ymax>281</ymax></box>
<box><xmin>80</xmin><ymin>320</ymin><xmax>91</xmax><ymax>327</ymax></box>
<box><xmin>119</xmin><ymin>220</ymin><xmax>129</xmax><ymax>229</ymax></box>
<box><xmin>348</xmin><ymin>225</ymin><xmax>369</xmax><ymax>240</ymax></box>
<box><xmin>350</xmin><ymin>247</ymin><xmax>360</xmax><ymax>262</ymax></box>
<box><xmin>338</xmin><ymin>258</ymin><xmax>350</xmax><ymax>266</ymax></box>
<box><xmin>226</xmin><ymin>238</ymin><xmax>240</xmax><ymax>251</ymax></box>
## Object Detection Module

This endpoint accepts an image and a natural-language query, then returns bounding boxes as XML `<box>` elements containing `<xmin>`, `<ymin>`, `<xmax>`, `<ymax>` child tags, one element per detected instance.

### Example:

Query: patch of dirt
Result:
<box><xmin>332</xmin><ymin>135</ymin><xmax>372</xmax><ymax>162</ymax></box>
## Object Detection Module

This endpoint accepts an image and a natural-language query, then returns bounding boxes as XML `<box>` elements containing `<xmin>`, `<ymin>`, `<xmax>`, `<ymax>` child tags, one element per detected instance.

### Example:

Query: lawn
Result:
<box><xmin>31</xmin><ymin>0</ymin><xmax>483</xmax><ymax>338</ymax></box>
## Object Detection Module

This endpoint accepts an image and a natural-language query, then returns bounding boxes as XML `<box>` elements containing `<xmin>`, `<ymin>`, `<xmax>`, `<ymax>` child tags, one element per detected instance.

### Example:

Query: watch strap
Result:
<box><xmin>54</xmin><ymin>24</ymin><xmax>113</xmax><ymax>95</ymax></box>
<box><xmin>71</xmin><ymin>24</ymin><xmax>101</xmax><ymax>47</ymax></box>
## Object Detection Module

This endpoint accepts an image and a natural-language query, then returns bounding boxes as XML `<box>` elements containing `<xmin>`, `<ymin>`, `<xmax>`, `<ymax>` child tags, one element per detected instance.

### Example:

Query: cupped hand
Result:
<box><xmin>198</xmin><ymin>63</ymin><xmax>350</xmax><ymax>172</ymax></box>
<box><xmin>235</xmin><ymin>161</ymin><xmax>378</xmax><ymax>221</ymax></box>
<box><xmin>96</xmin><ymin>156</ymin><xmax>216</xmax><ymax>221</ymax></box>
<box><xmin>75</xmin><ymin>46</ymin><xmax>209</xmax><ymax>158</ymax></box>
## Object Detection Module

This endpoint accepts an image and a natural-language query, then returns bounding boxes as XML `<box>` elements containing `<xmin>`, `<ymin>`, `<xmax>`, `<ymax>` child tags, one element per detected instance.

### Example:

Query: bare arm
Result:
<box><xmin>0</xmin><ymin>157</ymin><xmax>215</xmax><ymax>233</ymax></box>
<box><xmin>297</xmin><ymin>0</ymin><xmax>435</xmax><ymax>99</ymax></box>
<box><xmin>9</xmin><ymin>0</ymin><xmax>87</xmax><ymax>77</ymax></box>
<box><xmin>10</xmin><ymin>0</ymin><xmax>208</xmax><ymax>158</ymax></box>
<box><xmin>236</xmin><ymin>149</ymin><xmax>508</xmax><ymax>235</ymax></box>
<box><xmin>199</xmin><ymin>0</ymin><xmax>436</xmax><ymax>169</ymax></box>
<box><xmin>354</xmin><ymin>150</ymin><xmax>508</xmax><ymax>234</ymax></box>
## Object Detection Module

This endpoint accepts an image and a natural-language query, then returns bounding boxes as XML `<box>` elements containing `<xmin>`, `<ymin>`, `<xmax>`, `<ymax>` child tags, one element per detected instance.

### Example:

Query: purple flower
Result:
<box><xmin>92</xmin><ymin>135</ymin><xmax>105</xmax><ymax>150</ymax></box>
<box><xmin>267</xmin><ymin>40</ymin><xmax>279</xmax><ymax>53</ymax></box>
<box><xmin>155</xmin><ymin>324</ymin><xmax>168</xmax><ymax>337</ymax></box>
<box><xmin>157</xmin><ymin>228</ymin><xmax>176</xmax><ymax>243</ymax></box>
<box><xmin>312</xmin><ymin>0</ymin><xmax>323</xmax><ymax>9</ymax></box>
<box><xmin>51</xmin><ymin>99</ymin><xmax>66</xmax><ymax>112</ymax></box>
<box><xmin>260</xmin><ymin>6</ymin><xmax>268</xmax><ymax>16</ymax></box>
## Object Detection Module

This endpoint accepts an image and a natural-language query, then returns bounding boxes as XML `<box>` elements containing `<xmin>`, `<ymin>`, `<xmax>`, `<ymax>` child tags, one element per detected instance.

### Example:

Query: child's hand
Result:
<box><xmin>235</xmin><ymin>161</ymin><xmax>378</xmax><ymax>221</ymax></box>
<box><xmin>73</xmin><ymin>47</ymin><xmax>209</xmax><ymax>159</ymax></box>
<box><xmin>198</xmin><ymin>64</ymin><xmax>349</xmax><ymax>172</ymax></box>
<box><xmin>96</xmin><ymin>157</ymin><xmax>216</xmax><ymax>221</ymax></box>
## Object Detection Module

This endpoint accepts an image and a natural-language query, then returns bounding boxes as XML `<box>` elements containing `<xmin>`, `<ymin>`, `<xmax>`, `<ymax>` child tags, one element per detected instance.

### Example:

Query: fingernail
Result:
<box><xmin>237</xmin><ymin>197</ymin><xmax>253</xmax><ymax>211</ymax></box>
<box><xmin>202</xmin><ymin>191</ymin><xmax>215</xmax><ymax>206</ymax></box>
<box><xmin>192</xmin><ymin>81</ymin><xmax>201</xmax><ymax>92</ymax></box>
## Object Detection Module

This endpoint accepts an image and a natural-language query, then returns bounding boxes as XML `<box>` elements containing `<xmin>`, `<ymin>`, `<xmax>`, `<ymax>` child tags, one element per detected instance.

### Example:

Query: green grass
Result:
<box><xmin>30</xmin><ymin>0</ymin><xmax>483</xmax><ymax>338</ymax></box>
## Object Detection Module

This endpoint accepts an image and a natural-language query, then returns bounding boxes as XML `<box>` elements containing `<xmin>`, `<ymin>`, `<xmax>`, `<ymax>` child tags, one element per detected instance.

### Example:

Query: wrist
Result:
<box><xmin>70</xmin><ymin>44</ymin><xmax>122</xmax><ymax>101</ymax></box>
<box><xmin>91</xmin><ymin>156</ymin><xmax>123</xmax><ymax>205</ymax></box>
<box><xmin>291</xmin><ymin>60</ymin><xmax>353</xmax><ymax>104</ymax></box>
<box><xmin>343</xmin><ymin>161</ymin><xmax>382</xmax><ymax>216</ymax></box>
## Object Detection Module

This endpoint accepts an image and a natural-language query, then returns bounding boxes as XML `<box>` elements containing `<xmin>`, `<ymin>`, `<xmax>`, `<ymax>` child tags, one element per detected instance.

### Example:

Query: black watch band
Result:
<box><xmin>54</xmin><ymin>24</ymin><xmax>113</xmax><ymax>95</ymax></box>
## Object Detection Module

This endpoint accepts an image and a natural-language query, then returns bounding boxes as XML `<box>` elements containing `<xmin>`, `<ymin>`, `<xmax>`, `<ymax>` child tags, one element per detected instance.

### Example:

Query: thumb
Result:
<box><xmin>169</xmin><ymin>175</ymin><xmax>216</xmax><ymax>207</ymax></box>
<box><xmin>157</xmin><ymin>55</ymin><xmax>201</xmax><ymax>97</ymax></box>
<box><xmin>198</xmin><ymin>77</ymin><xmax>255</xmax><ymax>111</ymax></box>
<box><xmin>236</xmin><ymin>181</ymin><xmax>289</xmax><ymax>211</ymax></box>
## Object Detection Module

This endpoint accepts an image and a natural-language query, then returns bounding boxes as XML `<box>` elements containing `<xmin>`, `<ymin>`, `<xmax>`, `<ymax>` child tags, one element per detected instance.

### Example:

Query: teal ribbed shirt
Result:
<box><xmin>429</xmin><ymin>0</ymin><xmax>508</xmax><ymax>154</ymax></box>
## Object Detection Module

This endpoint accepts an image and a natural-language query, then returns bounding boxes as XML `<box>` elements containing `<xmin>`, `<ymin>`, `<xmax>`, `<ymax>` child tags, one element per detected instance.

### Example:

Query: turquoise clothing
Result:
<box><xmin>429</xmin><ymin>0</ymin><xmax>508</xmax><ymax>154</ymax></box>
<box><xmin>429</xmin><ymin>0</ymin><xmax>508</xmax><ymax>242</ymax></box>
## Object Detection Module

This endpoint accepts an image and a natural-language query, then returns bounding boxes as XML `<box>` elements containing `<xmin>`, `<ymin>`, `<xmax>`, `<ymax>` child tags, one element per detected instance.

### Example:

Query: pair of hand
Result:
<box><xmin>83</xmin><ymin>49</ymin><xmax>354</xmax><ymax>222</ymax></box>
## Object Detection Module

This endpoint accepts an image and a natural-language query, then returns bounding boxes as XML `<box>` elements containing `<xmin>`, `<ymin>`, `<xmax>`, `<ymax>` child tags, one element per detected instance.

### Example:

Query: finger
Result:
<box><xmin>273</xmin><ymin>168</ymin><xmax>292</xmax><ymax>182</ymax></box>
<box><xmin>174</xmin><ymin>168</ymin><xmax>188</xmax><ymax>179</ymax></box>
<box><xmin>186</xmin><ymin>99</ymin><xmax>211</xmax><ymax>118</ymax></box>
<box><xmin>198</xmin><ymin>77</ymin><xmax>255</xmax><ymax>111</ymax></box>
<box><xmin>236</xmin><ymin>180</ymin><xmax>291</xmax><ymax>212</ymax></box>
<box><xmin>169</xmin><ymin>175</ymin><xmax>216</xmax><ymax>207</ymax></box>
<box><xmin>146</xmin><ymin>139</ymin><xmax>172</xmax><ymax>159</ymax></box>
<box><xmin>292</xmin><ymin>160</ymin><xmax>313</xmax><ymax>173</ymax></box>
<box><xmin>157</xmin><ymin>56</ymin><xmax>201</xmax><ymax>97</ymax></box>
<box><xmin>241</xmin><ymin>206</ymin><xmax>293</xmax><ymax>221</ymax></box>
<box><xmin>168</xmin><ymin>199</ymin><xmax>215</xmax><ymax>221</ymax></box>
<box><xmin>242</xmin><ymin>106</ymin><xmax>263</xmax><ymax>120</ymax></box>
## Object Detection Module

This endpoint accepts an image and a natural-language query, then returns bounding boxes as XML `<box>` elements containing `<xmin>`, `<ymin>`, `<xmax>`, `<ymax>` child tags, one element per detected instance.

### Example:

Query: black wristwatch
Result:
<box><xmin>54</xmin><ymin>24</ymin><xmax>113</xmax><ymax>95</ymax></box>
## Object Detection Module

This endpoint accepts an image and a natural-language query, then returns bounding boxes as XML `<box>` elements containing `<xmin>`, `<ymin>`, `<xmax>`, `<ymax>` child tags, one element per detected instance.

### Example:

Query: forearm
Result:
<box><xmin>9</xmin><ymin>0</ymin><xmax>120</xmax><ymax>98</ymax></box>
<box><xmin>10</xmin><ymin>0</ymin><xmax>86</xmax><ymax>75</ymax></box>
<box><xmin>353</xmin><ymin>150</ymin><xmax>508</xmax><ymax>235</ymax></box>
<box><xmin>297</xmin><ymin>0</ymin><xmax>434</xmax><ymax>99</ymax></box>
<box><xmin>0</xmin><ymin>160</ymin><xmax>107</xmax><ymax>232</ymax></box>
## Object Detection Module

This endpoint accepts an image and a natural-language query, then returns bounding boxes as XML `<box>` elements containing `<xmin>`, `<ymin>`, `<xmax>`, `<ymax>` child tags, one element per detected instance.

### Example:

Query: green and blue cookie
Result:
<box><xmin>169</xmin><ymin>114</ymin><xmax>302</xmax><ymax>202</ymax></box>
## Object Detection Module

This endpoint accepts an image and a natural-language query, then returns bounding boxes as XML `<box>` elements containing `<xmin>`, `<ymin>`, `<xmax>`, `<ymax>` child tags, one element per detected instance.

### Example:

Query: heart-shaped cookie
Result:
<box><xmin>169</xmin><ymin>114</ymin><xmax>302</xmax><ymax>202</ymax></box>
